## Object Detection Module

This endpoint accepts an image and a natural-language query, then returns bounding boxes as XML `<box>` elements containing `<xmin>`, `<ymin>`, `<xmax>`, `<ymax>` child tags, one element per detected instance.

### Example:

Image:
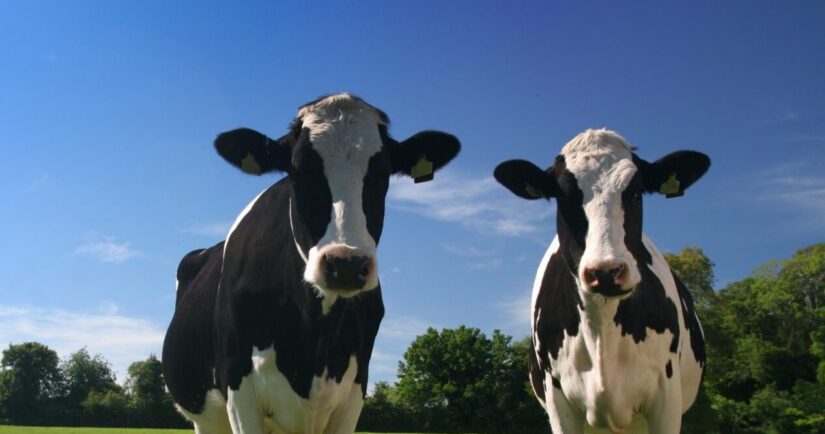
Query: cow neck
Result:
<box><xmin>288</xmin><ymin>197</ymin><xmax>309</xmax><ymax>264</ymax></box>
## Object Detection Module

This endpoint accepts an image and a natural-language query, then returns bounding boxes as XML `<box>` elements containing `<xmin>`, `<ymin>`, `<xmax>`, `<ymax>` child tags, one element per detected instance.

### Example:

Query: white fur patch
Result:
<box><xmin>299</xmin><ymin>95</ymin><xmax>383</xmax><ymax>296</ymax></box>
<box><xmin>225</xmin><ymin>346</ymin><xmax>362</xmax><ymax>434</ymax></box>
<box><xmin>176</xmin><ymin>389</ymin><xmax>231</xmax><ymax>434</ymax></box>
<box><xmin>562</xmin><ymin>129</ymin><xmax>641</xmax><ymax>290</ymax></box>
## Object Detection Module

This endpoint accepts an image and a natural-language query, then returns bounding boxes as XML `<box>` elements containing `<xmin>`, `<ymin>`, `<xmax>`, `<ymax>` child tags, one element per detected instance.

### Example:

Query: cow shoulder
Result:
<box><xmin>671</xmin><ymin>271</ymin><xmax>706</xmax><ymax>367</ymax></box>
<box><xmin>534</xmin><ymin>246</ymin><xmax>583</xmax><ymax>367</ymax></box>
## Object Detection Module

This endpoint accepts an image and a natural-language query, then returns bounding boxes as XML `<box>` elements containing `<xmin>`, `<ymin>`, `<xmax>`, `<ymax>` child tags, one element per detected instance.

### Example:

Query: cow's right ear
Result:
<box><xmin>494</xmin><ymin>159</ymin><xmax>558</xmax><ymax>200</ymax></box>
<box><xmin>214</xmin><ymin>128</ymin><xmax>292</xmax><ymax>175</ymax></box>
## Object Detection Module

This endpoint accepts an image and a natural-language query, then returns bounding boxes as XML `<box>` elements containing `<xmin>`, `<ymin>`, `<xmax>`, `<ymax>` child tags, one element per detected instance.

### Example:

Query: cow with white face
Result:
<box><xmin>162</xmin><ymin>93</ymin><xmax>460</xmax><ymax>434</ymax></box>
<box><xmin>494</xmin><ymin>129</ymin><xmax>709</xmax><ymax>434</ymax></box>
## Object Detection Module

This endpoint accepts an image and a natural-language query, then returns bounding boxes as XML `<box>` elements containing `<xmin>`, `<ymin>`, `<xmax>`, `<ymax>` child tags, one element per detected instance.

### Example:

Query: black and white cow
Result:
<box><xmin>494</xmin><ymin>129</ymin><xmax>708</xmax><ymax>434</ymax></box>
<box><xmin>162</xmin><ymin>93</ymin><xmax>460</xmax><ymax>434</ymax></box>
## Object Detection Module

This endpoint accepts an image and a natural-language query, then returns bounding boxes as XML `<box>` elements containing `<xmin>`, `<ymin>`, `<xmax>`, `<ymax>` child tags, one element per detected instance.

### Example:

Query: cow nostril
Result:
<box><xmin>360</xmin><ymin>264</ymin><xmax>370</xmax><ymax>278</ymax></box>
<box><xmin>324</xmin><ymin>255</ymin><xmax>337</xmax><ymax>276</ymax></box>
<box><xmin>584</xmin><ymin>268</ymin><xmax>599</xmax><ymax>286</ymax></box>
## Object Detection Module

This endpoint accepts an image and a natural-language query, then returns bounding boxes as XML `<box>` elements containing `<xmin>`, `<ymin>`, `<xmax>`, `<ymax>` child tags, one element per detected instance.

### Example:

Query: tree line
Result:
<box><xmin>0</xmin><ymin>345</ymin><xmax>186</xmax><ymax>427</ymax></box>
<box><xmin>1</xmin><ymin>243</ymin><xmax>823</xmax><ymax>432</ymax></box>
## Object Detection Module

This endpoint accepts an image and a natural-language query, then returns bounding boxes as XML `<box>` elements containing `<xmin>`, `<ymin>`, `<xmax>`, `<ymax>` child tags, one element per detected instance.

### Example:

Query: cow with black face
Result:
<box><xmin>162</xmin><ymin>93</ymin><xmax>460</xmax><ymax>434</ymax></box>
<box><xmin>495</xmin><ymin>129</ymin><xmax>708</xmax><ymax>434</ymax></box>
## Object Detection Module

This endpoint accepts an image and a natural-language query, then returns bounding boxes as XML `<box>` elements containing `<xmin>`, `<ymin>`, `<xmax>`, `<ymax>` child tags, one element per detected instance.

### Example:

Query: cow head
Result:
<box><xmin>214</xmin><ymin>93</ymin><xmax>460</xmax><ymax>298</ymax></box>
<box><xmin>495</xmin><ymin>129</ymin><xmax>709</xmax><ymax>298</ymax></box>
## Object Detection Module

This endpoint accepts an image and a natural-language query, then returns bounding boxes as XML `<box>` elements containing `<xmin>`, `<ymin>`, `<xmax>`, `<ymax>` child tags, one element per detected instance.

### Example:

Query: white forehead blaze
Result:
<box><xmin>562</xmin><ymin>129</ymin><xmax>641</xmax><ymax>289</ymax></box>
<box><xmin>298</xmin><ymin>94</ymin><xmax>385</xmax><ymax>292</ymax></box>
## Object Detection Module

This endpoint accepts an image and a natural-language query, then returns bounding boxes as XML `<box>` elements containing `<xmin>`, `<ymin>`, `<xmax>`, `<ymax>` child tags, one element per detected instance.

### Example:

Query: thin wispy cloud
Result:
<box><xmin>495</xmin><ymin>291</ymin><xmax>532</xmax><ymax>335</ymax></box>
<box><xmin>378</xmin><ymin>315</ymin><xmax>437</xmax><ymax>341</ymax></box>
<box><xmin>180</xmin><ymin>221</ymin><xmax>232</xmax><ymax>237</ymax></box>
<box><xmin>388</xmin><ymin>169</ymin><xmax>553</xmax><ymax>236</ymax></box>
<box><xmin>23</xmin><ymin>173</ymin><xmax>50</xmax><ymax>193</ymax></box>
<box><xmin>0</xmin><ymin>304</ymin><xmax>164</xmax><ymax>381</ymax></box>
<box><xmin>758</xmin><ymin>161</ymin><xmax>825</xmax><ymax>220</ymax></box>
<box><xmin>441</xmin><ymin>243</ymin><xmax>494</xmax><ymax>257</ymax></box>
<box><xmin>368</xmin><ymin>350</ymin><xmax>401</xmax><ymax>376</ymax></box>
<box><xmin>761</xmin><ymin>111</ymin><xmax>801</xmax><ymax>123</ymax></box>
<box><xmin>784</xmin><ymin>135</ymin><xmax>825</xmax><ymax>144</ymax></box>
<box><xmin>74</xmin><ymin>236</ymin><xmax>140</xmax><ymax>263</ymax></box>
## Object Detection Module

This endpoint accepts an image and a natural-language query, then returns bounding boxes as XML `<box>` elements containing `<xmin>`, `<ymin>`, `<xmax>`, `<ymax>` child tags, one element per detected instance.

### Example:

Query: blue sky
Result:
<box><xmin>1</xmin><ymin>1</ymin><xmax>824</xmax><ymax>386</ymax></box>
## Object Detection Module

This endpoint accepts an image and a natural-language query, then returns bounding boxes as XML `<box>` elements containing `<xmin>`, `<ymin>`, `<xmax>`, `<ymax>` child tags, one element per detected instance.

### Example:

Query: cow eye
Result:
<box><xmin>633</xmin><ymin>191</ymin><xmax>642</xmax><ymax>201</ymax></box>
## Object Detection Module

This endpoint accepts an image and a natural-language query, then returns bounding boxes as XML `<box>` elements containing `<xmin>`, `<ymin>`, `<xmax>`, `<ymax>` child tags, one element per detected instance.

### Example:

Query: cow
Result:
<box><xmin>162</xmin><ymin>93</ymin><xmax>460</xmax><ymax>434</ymax></box>
<box><xmin>494</xmin><ymin>129</ymin><xmax>708</xmax><ymax>434</ymax></box>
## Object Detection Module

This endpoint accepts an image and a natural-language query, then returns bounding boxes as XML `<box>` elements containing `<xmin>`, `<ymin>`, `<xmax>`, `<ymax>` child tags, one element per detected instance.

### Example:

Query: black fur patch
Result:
<box><xmin>528</xmin><ymin>341</ymin><xmax>546</xmax><ymax>403</ymax></box>
<box><xmin>666</xmin><ymin>360</ymin><xmax>673</xmax><ymax>378</ymax></box>
<box><xmin>672</xmin><ymin>271</ymin><xmax>706</xmax><ymax>366</ymax></box>
<box><xmin>613</xmin><ymin>246</ymin><xmax>680</xmax><ymax>354</ymax></box>
<box><xmin>533</xmin><ymin>251</ymin><xmax>583</xmax><ymax>365</ymax></box>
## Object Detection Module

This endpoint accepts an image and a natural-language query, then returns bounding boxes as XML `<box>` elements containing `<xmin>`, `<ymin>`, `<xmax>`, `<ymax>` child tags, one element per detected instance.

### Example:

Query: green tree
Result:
<box><xmin>125</xmin><ymin>354</ymin><xmax>182</xmax><ymax>427</ymax></box>
<box><xmin>396</xmin><ymin>326</ymin><xmax>544</xmax><ymax>433</ymax></box>
<box><xmin>664</xmin><ymin>246</ymin><xmax>716</xmax><ymax>313</ymax></box>
<box><xmin>61</xmin><ymin>347</ymin><xmax>120</xmax><ymax>423</ymax></box>
<box><xmin>358</xmin><ymin>381</ymin><xmax>419</xmax><ymax>432</ymax></box>
<box><xmin>702</xmin><ymin>243</ymin><xmax>825</xmax><ymax>433</ymax></box>
<box><xmin>0</xmin><ymin>342</ymin><xmax>64</xmax><ymax>424</ymax></box>
<box><xmin>81</xmin><ymin>388</ymin><xmax>130</xmax><ymax>427</ymax></box>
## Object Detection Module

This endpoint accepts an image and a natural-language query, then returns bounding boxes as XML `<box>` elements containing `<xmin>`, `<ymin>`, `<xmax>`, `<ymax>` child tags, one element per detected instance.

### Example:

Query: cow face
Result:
<box><xmin>495</xmin><ymin>129</ymin><xmax>709</xmax><ymax>298</ymax></box>
<box><xmin>215</xmin><ymin>94</ymin><xmax>460</xmax><ymax>298</ymax></box>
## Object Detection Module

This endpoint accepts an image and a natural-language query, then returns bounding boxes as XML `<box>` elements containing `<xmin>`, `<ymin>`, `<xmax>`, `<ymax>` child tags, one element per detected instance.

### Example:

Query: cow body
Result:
<box><xmin>163</xmin><ymin>94</ymin><xmax>460</xmax><ymax>434</ymax></box>
<box><xmin>495</xmin><ymin>129</ymin><xmax>708</xmax><ymax>434</ymax></box>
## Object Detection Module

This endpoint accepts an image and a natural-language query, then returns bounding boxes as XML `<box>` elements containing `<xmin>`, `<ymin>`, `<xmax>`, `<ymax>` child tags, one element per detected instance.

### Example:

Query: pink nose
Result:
<box><xmin>583</xmin><ymin>262</ymin><xmax>628</xmax><ymax>288</ymax></box>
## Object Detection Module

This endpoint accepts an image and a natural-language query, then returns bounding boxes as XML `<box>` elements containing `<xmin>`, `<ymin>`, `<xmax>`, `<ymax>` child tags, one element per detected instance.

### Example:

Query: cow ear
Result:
<box><xmin>494</xmin><ymin>159</ymin><xmax>558</xmax><ymax>200</ymax></box>
<box><xmin>391</xmin><ymin>131</ymin><xmax>461</xmax><ymax>183</ymax></box>
<box><xmin>639</xmin><ymin>151</ymin><xmax>710</xmax><ymax>198</ymax></box>
<box><xmin>214</xmin><ymin>128</ymin><xmax>292</xmax><ymax>175</ymax></box>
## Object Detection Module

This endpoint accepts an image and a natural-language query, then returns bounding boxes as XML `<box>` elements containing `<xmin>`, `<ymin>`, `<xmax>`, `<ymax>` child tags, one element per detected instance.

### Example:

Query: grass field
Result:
<box><xmin>0</xmin><ymin>427</ymin><xmax>424</xmax><ymax>434</ymax></box>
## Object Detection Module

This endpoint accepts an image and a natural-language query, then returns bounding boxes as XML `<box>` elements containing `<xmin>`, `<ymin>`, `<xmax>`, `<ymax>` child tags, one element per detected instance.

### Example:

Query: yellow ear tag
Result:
<box><xmin>241</xmin><ymin>152</ymin><xmax>262</xmax><ymax>175</ymax></box>
<box><xmin>410</xmin><ymin>155</ymin><xmax>434</xmax><ymax>183</ymax></box>
<box><xmin>659</xmin><ymin>173</ymin><xmax>682</xmax><ymax>198</ymax></box>
<box><xmin>525</xmin><ymin>183</ymin><xmax>544</xmax><ymax>198</ymax></box>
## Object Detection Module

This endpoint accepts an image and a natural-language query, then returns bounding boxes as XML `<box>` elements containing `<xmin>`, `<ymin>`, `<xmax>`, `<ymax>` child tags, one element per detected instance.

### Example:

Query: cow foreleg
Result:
<box><xmin>323</xmin><ymin>385</ymin><xmax>365</xmax><ymax>434</ymax></box>
<box><xmin>645</xmin><ymin>379</ymin><xmax>683</xmax><ymax>434</ymax></box>
<box><xmin>227</xmin><ymin>376</ymin><xmax>267</xmax><ymax>434</ymax></box>
<box><xmin>545</xmin><ymin>373</ymin><xmax>584</xmax><ymax>434</ymax></box>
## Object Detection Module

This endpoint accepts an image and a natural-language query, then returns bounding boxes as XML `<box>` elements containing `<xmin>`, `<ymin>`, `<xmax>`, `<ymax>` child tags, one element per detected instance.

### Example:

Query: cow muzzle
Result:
<box><xmin>305</xmin><ymin>244</ymin><xmax>378</xmax><ymax>296</ymax></box>
<box><xmin>580</xmin><ymin>260</ymin><xmax>638</xmax><ymax>297</ymax></box>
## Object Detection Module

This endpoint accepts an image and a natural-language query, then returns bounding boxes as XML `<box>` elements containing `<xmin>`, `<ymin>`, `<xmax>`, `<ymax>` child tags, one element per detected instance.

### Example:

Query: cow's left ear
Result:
<box><xmin>214</xmin><ymin>128</ymin><xmax>293</xmax><ymax>175</ymax></box>
<box><xmin>391</xmin><ymin>131</ymin><xmax>461</xmax><ymax>183</ymax></box>
<box><xmin>494</xmin><ymin>159</ymin><xmax>558</xmax><ymax>200</ymax></box>
<box><xmin>638</xmin><ymin>151</ymin><xmax>711</xmax><ymax>198</ymax></box>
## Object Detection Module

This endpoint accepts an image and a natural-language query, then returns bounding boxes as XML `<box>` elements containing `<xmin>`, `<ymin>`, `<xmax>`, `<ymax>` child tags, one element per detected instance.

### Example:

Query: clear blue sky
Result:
<box><xmin>2</xmin><ymin>1</ymin><xmax>824</xmax><ymax>386</ymax></box>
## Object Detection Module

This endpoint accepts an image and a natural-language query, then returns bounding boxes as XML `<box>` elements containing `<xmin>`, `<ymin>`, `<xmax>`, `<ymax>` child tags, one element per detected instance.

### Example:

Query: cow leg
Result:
<box><xmin>227</xmin><ymin>377</ymin><xmax>267</xmax><ymax>434</ymax></box>
<box><xmin>323</xmin><ymin>385</ymin><xmax>365</xmax><ymax>434</ymax></box>
<box><xmin>545</xmin><ymin>373</ymin><xmax>584</xmax><ymax>434</ymax></box>
<box><xmin>645</xmin><ymin>380</ymin><xmax>683</xmax><ymax>434</ymax></box>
